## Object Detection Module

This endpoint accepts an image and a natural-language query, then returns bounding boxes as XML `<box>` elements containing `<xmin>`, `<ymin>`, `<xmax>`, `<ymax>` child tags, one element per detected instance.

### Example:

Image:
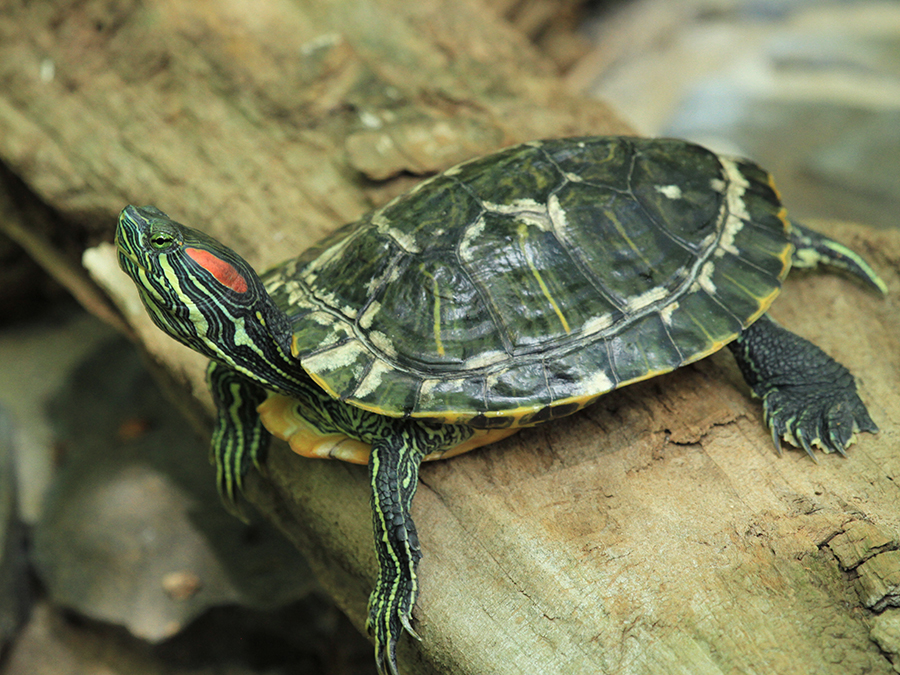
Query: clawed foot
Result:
<box><xmin>367</xmin><ymin>568</ymin><xmax>420</xmax><ymax>675</ymax></box>
<box><xmin>367</xmin><ymin>432</ymin><xmax>430</xmax><ymax>675</ymax></box>
<box><xmin>762</xmin><ymin>383</ymin><xmax>878</xmax><ymax>458</ymax></box>
<box><xmin>729</xmin><ymin>314</ymin><xmax>879</xmax><ymax>460</ymax></box>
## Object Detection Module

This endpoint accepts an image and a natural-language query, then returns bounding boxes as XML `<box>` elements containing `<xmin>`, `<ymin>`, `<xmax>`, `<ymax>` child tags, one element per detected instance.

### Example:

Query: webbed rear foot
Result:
<box><xmin>729</xmin><ymin>314</ymin><xmax>878</xmax><ymax>457</ymax></box>
<box><xmin>761</xmin><ymin>380</ymin><xmax>878</xmax><ymax>457</ymax></box>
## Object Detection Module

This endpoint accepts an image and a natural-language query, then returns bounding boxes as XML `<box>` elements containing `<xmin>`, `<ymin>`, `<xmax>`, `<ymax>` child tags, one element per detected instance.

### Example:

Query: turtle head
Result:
<box><xmin>116</xmin><ymin>205</ymin><xmax>293</xmax><ymax>372</ymax></box>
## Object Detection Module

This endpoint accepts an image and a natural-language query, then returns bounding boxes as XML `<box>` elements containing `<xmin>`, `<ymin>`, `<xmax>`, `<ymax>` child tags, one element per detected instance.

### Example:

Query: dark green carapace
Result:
<box><xmin>115</xmin><ymin>136</ymin><xmax>885</xmax><ymax>674</ymax></box>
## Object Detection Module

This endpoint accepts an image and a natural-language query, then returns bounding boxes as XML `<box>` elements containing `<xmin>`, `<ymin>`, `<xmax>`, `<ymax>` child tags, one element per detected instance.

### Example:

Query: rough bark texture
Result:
<box><xmin>2</xmin><ymin>2</ymin><xmax>900</xmax><ymax>674</ymax></box>
<box><xmin>249</xmin><ymin>219</ymin><xmax>900</xmax><ymax>675</ymax></box>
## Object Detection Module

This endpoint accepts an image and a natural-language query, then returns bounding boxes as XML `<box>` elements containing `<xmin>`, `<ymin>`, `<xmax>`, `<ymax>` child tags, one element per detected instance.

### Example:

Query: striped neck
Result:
<box><xmin>116</xmin><ymin>205</ymin><xmax>308</xmax><ymax>394</ymax></box>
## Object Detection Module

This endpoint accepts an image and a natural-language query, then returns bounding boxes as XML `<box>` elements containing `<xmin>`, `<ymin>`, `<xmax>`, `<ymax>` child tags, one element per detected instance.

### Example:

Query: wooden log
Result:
<box><xmin>2</xmin><ymin>1</ymin><xmax>899</xmax><ymax>674</ymax></box>
<box><xmin>0</xmin><ymin>0</ymin><xmax>627</xmax><ymax>251</ymax></box>
<box><xmin>247</xmin><ymin>219</ymin><xmax>900</xmax><ymax>674</ymax></box>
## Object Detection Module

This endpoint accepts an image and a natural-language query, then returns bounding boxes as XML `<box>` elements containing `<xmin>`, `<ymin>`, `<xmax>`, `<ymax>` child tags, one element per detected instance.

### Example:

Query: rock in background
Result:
<box><xmin>1</xmin><ymin>309</ymin><xmax>377</xmax><ymax>674</ymax></box>
<box><xmin>0</xmin><ymin>406</ymin><xmax>28</xmax><ymax>653</ymax></box>
<box><xmin>576</xmin><ymin>0</ymin><xmax>900</xmax><ymax>228</ymax></box>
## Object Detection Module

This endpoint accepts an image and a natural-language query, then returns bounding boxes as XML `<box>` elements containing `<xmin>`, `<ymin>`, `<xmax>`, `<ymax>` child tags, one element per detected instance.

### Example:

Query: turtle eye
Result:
<box><xmin>148</xmin><ymin>233</ymin><xmax>175</xmax><ymax>250</ymax></box>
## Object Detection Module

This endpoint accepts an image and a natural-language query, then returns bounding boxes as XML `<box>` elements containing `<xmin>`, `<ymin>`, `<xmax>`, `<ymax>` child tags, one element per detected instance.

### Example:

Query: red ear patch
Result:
<box><xmin>185</xmin><ymin>247</ymin><xmax>249</xmax><ymax>293</ymax></box>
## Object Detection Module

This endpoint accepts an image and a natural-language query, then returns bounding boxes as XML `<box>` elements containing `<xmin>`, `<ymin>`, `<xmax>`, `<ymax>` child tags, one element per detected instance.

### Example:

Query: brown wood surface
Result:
<box><xmin>2</xmin><ymin>2</ymin><xmax>900</xmax><ymax>674</ymax></box>
<box><xmin>248</xmin><ymin>220</ymin><xmax>900</xmax><ymax>675</ymax></box>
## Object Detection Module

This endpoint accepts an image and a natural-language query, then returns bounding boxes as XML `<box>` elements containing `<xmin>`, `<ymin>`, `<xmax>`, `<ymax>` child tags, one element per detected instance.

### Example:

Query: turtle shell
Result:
<box><xmin>264</xmin><ymin>136</ymin><xmax>792</xmax><ymax>428</ymax></box>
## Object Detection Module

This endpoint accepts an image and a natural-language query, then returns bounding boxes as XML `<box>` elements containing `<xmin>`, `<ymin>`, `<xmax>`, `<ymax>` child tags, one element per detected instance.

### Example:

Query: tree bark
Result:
<box><xmin>2</xmin><ymin>1</ymin><xmax>900</xmax><ymax>674</ymax></box>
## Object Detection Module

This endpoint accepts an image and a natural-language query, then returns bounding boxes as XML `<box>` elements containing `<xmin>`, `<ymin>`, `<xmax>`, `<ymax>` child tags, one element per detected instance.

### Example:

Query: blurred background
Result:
<box><xmin>1</xmin><ymin>0</ymin><xmax>897</xmax><ymax>673</ymax></box>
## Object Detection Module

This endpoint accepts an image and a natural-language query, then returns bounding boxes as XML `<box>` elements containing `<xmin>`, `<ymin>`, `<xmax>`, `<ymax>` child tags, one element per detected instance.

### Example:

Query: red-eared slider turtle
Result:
<box><xmin>115</xmin><ymin>136</ymin><xmax>885</xmax><ymax>675</ymax></box>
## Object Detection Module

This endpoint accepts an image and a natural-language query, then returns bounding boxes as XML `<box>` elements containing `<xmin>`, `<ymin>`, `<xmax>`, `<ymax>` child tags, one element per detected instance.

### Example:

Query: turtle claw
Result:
<box><xmin>794</xmin><ymin>426</ymin><xmax>815</xmax><ymax>460</ymax></box>
<box><xmin>762</xmin><ymin>382</ymin><xmax>876</xmax><ymax>458</ymax></box>
<box><xmin>367</xmin><ymin>569</ymin><xmax>419</xmax><ymax>675</ymax></box>
<box><xmin>769</xmin><ymin>421</ymin><xmax>784</xmax><ymax>456</ymax></box>
<box><xmin>367</xmin><ymin>595</ymin><xmax>398</xmax><ymax>675</ymax></box>
<box><xmin>401</xmin><ymin>612</ymin><xmax>421</xmax><ymax>641</ymax></box>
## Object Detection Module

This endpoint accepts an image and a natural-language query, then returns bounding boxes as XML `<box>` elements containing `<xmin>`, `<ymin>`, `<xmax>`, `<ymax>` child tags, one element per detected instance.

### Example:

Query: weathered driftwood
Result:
<box><xmin>248</xmin><ymin>220</ymin><xmax>900</xmax><ymax>675</ymax></box>
<box><xmin>2</xmin><ymin>1</ymin><xmax>900</xmax><ymax>674</ymax></box>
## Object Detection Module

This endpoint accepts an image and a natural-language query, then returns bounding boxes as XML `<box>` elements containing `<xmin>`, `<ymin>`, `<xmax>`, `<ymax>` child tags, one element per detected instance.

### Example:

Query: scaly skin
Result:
<box><xmin>728</xmin><ymin>314</ymin><xmax>878</xmax><ymax>457</ymax></box>
<box><xmin>115</xmin><ymin>176</ymin><xmax>884</xmax><ymax>674</ymax></box>
<box><xmin>117</xmin><ymin>205</ymin><xmax>476</xmax><ymax>674</ymax></box>
<box><xmin>208</xmin><ymin>359</ymin><xmax>471</xmax><ymax>674</ymax></box>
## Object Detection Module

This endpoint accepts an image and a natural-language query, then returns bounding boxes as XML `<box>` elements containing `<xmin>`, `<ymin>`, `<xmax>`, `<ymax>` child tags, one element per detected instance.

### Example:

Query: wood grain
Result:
<box><xmin>2</xmin><ymin>1</ymin><xmax>899</xmax><ymax>673</ymax></box>
<box><xmin>251</xmin><ymin>221</ymin><xmax>900</xmax><ymax>673</ymax></box>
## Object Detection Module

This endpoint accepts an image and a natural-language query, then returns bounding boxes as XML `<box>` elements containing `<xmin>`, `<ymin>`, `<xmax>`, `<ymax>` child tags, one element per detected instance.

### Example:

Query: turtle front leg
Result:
<box><xmin>728</xmin><ymin>314</ymin><xmax>878</xmax><ymax>456</ymax></box>
<box><xmin>366</xmin><ymin>421</ymin><xmax>473</xmax><ymax>675</ymax></box>
<box><xmin>207</xmin><ymin>361</ymin><xmax>271</xmax><ymax>506</ymax></box>
<box><xmin>367</xmin><ymin>430</ymin><xmax>426</xmax><ymax>675</ymax></box>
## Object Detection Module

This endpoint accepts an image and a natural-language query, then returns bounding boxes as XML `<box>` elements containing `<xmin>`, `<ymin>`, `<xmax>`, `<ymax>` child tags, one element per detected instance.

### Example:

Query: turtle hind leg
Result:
<box><xmin>207</xmin><ymin>361</ymin><xmax>271</xmax><ymax>513</ymax></box>
<box><xmin>789</xmin><ymin>220</ymin><xmax>887</xmax><ymax>294</ymax></box>
<box><xmin>728</xmin><ymin>314</ymin><xmax>878</xmax><ymax>457</ymax></box>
